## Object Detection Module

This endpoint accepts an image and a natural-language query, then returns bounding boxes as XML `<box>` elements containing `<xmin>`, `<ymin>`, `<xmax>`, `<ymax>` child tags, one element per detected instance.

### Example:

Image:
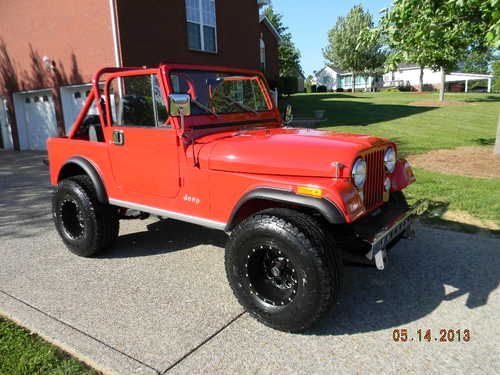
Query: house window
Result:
<box><xmin>186</xmin><ymin>0</ymin><xmax>217</xmax><ymax>53</ymax></box>
<box><xmin>260</xmin><ymin>35</ymin><xmax>266</xmax><ymax>70</ymax></box>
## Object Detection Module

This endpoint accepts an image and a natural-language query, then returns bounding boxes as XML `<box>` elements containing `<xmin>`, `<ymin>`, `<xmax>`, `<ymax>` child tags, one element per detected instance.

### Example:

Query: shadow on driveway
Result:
<box><xmin>100</xmin><ymin>219</ymin><xmax>228</xmax><ymax>259</ymax></box>
<box><xmin>0</xmin><ymin>151</ymin><xmax>53</xmax><ymax>238</ymax></box>
<box><xmin>98</xmin><ymin>218</ymin><xmax>499</xmax><ymax>337</ymax></box>
<box><xmin>311</xmin><ymin>227</ymin><xmax>499</xmax><ymax>335</ymax></box>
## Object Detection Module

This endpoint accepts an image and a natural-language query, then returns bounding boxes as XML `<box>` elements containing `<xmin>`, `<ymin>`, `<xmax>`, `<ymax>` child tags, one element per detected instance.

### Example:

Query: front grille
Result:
<box><xmin>364</xmin><ymin>149</ymin><xmax>385</xmax><ymax>210</ymax></box>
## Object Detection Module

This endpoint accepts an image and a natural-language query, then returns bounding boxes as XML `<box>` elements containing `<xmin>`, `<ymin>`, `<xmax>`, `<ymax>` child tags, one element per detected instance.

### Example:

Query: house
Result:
<box><xmin>0</xmin><ymin>0</ymin><xmax>279</xmax><ymax>151</ymax></box>
<box><xmin>313</xmin><ymin>66</ymin><xmax>376</xmax><ymax>91</ymax></box>
<box><xmin>259</xmin><ymin>15</ymin><xmax>281</xmax><ymax>85</ymax></box>
<box><xmin>381</xmin><ymin>64</ymin><xmax>494</xmax><ymax>92</ymax></box>
<box><xmin>313</xmin><ymin>63</ymin><xmax>493</xmax><ymax>93</ymax></box>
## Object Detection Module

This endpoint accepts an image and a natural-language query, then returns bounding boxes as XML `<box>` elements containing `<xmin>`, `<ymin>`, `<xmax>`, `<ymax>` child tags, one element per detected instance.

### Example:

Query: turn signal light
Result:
<box><xmin>295</xmin><ymin>186</ymin><xmax>323</xmax><ymax>198</ymax></box>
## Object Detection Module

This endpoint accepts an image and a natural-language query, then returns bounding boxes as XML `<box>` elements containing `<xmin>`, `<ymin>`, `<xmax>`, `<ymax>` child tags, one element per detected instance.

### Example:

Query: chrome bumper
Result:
<box><xmin>365</xmin><ymin>200</ymin><xmax>428</xmax><ymax>270</ymax></box>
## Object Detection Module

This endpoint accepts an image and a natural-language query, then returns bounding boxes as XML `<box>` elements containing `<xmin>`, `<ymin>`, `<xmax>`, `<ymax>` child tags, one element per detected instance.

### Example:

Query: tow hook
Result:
<box><xmin>374</xmin><ymin>249</ymin><xmax>388</xmax><ymax>271</ymax></box>
<box><xmin>401</xmin><ymin>224</ymin><xmax>416</xmax><ymax>240</ymax></box>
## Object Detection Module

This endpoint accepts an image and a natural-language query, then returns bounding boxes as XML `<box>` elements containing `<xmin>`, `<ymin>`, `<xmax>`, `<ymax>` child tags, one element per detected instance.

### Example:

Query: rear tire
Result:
<box><xmin>52</xmin><ymin>175</ymin><xmax>119</xmax><ymax>257</ymax></box>
<box><xmin>225</xmin><ymin>210</ymin><xmax>343</xmax><ymax>332</ymax></box>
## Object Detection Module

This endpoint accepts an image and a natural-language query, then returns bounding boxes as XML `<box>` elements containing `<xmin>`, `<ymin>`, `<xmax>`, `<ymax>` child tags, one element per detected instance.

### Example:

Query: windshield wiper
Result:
<box><xmin>192</xmin><ymin>99</ymin><xmax>218</xmax><ymax>117</ymax></box>
<box><xmin>219</xmin><ymin>95</ymin><xmax>258</xmax><ymax>114</ymax></box>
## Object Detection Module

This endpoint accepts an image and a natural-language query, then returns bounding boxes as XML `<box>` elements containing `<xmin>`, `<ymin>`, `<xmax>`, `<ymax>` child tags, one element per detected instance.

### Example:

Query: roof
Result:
<box><xmin>314</xmin><ymin>66</ymin><xmax>346</xmax><ymax>77</ymax></box>
<box><xmin>259</xmin><ymin>15</ymin><xmax>282</xmax><ymax>43</ymax></box>
<box><xmin>394</xmin><ymin>64</ymin><xmax>493</xmax><ymax>77</ymax></box>
<box><xmin>397</xmin><ymin>63</ymin><xmax>420</xmax><ymax>70</ymax></box>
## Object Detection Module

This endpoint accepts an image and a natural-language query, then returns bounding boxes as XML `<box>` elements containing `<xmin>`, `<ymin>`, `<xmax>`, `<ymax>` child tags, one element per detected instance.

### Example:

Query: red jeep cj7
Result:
<box><xmin>48</xmin><ymin>64</ymin><xmax>424</xmax><ymax>332</ymax></box>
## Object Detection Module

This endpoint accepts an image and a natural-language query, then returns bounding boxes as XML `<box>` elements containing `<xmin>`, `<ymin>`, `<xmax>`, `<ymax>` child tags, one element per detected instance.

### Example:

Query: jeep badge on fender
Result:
<box><xmin>47</xmin><ymin>64</ymin><xmax>425</xmax><ymax>332</ymax></box>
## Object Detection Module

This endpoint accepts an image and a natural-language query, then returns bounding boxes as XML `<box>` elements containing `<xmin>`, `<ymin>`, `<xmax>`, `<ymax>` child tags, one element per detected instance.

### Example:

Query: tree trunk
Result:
<box><xmin>419</xmin><ymin>67</ymin><xmax>424</xmax><ymax>92</ymax></box>
<box><xmin>352</xmin><ymin>73</ymin><xmax>355</xmax><ymax>93</ymax></box>
<box><xmin>439</xmin><ymin>67</ymin><xmax>445</xmax><ymax>102</ymax></box>
<box><xmin>495</xmin><ymin>115</ymin><xmax>500</xmax><ymax>155</ymax></box>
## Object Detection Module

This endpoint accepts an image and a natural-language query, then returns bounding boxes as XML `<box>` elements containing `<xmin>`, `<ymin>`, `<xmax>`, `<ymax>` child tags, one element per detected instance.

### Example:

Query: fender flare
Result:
<box><xmin>225</xmin><ymin>188</ymin><xmax>346</xmax><ymax>231</ymax></box>
<box><xmin>58</xmin><ymin>157</ymin><xmax>108</xmax><ymax>204</ymax></box>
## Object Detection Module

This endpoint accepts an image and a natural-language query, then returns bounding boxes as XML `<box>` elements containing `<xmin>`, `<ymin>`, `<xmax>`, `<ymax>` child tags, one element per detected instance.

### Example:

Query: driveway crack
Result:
<box><xmin>162</xmin><ymin>311</ymin><xmax>246</xmax><ymax>374</ymax></box>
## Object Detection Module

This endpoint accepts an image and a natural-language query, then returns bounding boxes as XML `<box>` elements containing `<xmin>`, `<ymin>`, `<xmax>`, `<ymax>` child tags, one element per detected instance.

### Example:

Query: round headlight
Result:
<box><xmin>384</xmin><ymin>147</ymin><xmax>396</xmax><ymax>173</ymax></box>
<box><xmin>351</xmin><ymin>158</ymin><xmax>367</xmax><ymax>188</ymax></box>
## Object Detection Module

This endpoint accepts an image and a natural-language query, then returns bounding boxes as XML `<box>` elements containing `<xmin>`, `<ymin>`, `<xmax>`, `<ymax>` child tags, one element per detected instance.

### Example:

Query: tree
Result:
<box><xmin>496</xmin><ymin>115</ymin><xmax>500</xmax><ymax>155</ymax></box>
<box><xmin>378</xmin><ymin>0</ymin><xmax>499</xmax><ymax>101</ymax></box>
<box><xmin>264</xmin><ymin>5</ymin><xmax>302</xmax><ymax>78</ymax></box>
<box><xmin>323</xmin><ymin>5</ymin><xmax>385</xmax><ymax>92</ymax></box>
<box><xmin>305</xmin><ymin>74</ymin><xmax>314</xmax><ymax>92</ymax></box>
<box><xmin>494</xmin><ymin>56</ymin><xmax>500</xmax><ymax>154</ymax></box>
<box><xmin>462</xmin><ymin>49</ymin><xmax>493</xmax><ymax>74</ymax></box>
<box><xmin>493</xmin><ymin>56</ymin><xmax>500</xmax><ymax>92</ymax></box>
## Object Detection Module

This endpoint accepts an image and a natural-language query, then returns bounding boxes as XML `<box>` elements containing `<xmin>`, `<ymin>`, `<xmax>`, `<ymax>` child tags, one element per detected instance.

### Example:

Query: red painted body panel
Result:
<box><xmin>391</xmin><ymin>159</ymin><xmax>417</xmax><ymax>192</ymax></box>
<box><xmin>47</xmin><ymin>63</ymin><xmax>416</xmax><ymax>228</ymax></box>
<box><xmin>206</xmin><ymin>128</ymin><xmax>387</xmax><ymax>177</ymax></box>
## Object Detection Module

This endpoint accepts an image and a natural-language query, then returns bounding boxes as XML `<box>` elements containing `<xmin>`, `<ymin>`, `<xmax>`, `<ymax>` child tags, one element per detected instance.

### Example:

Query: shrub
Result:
<box><xmin>317</xmin><ymin>85</ymin><xmax>327</xmax><ymax>93</ymax></box>
<box><xmin>380</xmin><ymin>87</ymin><xmax>399</xmax><ymax>92</ymax></box>
<box><xmin>398</xmin><ymin>85</ymin><xmax>414</xmax><ymax>92</ymax></box>
<box><xmin>336</xmin><ymin>87</ymin><xmax>344</xmax><ymax>92</ymax></box>
<box><xmin>278</xmin><ymin>76</ymin><xmax>299</xmax><ymax>96</ymax></box>
<box><xmin>310</xmin><ymin>85</ymin><xmax>317</xmax><ymax>93</ymax></box>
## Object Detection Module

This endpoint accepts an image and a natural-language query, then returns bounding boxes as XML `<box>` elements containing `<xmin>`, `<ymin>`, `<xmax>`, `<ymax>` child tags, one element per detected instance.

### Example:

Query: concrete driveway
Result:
<box><xmin>0</xmin><ymin>151</ymin><xmax>499</xmax><ymax>375</ymax></box>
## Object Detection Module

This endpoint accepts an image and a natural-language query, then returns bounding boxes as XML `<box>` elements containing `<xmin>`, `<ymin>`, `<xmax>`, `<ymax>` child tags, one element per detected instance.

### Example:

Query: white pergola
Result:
<box><xmin>447</xmin><ymin>72</ymin><xmax>494</xmax><ymax>93</ymax></box>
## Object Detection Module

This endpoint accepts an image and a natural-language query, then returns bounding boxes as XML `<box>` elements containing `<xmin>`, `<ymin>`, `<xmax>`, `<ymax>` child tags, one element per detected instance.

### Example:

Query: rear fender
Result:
<box><xmin>57</xmin><ymin>157</ymin><xmax>108</xmax><ymax>203</ymax></box>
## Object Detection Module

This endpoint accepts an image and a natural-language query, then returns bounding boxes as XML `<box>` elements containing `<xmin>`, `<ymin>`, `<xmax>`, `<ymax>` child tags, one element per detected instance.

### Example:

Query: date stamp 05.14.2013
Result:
<box><xmin>392</xmin><ymin>328</ymin><xmax>471</xmax><ymax>343</ymax></box>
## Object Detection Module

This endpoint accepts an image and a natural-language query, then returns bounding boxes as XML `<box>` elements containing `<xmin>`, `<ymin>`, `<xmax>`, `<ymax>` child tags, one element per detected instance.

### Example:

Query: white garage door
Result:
<box><xmin>15</xmin><ymin>91</ymin><xmax>58</xmax><ymax>151</ymax></box>
<box><xmin>61</xmin><ymin>85</ymin><xmax>92</xmax><ymax>134</ymax></box>
<box><xmin>0</xmin><ymin>97</ymin><xmax>14</xmax><ymax>150</ymax></box>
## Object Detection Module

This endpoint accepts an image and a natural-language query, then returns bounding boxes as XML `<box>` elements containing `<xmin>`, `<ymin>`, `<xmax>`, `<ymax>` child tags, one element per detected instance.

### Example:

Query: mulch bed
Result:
<box><xmin>407</xmin><ymin>146</ymin><xmax>500</xmax><ymax>179</ymax></box>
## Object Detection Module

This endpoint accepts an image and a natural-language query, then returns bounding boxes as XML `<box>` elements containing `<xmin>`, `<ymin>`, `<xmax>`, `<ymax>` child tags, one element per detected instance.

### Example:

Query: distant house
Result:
<box><xmin>382</xmin><ymin>64</ymin><xmax>493</xmax><ymax>92</ymax></box>
<box><xmin>313</xmin><ymin>66</ymin><xmax>376</xmax><ymax>91</ymax></box>
<box><xmin>313</xmin><ymin>64</ymin><xmax>493</xmax><ymax>93</ymax></box>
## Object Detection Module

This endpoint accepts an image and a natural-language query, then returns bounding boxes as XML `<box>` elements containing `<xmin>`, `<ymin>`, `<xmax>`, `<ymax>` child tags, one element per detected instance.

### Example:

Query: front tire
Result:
<box><xmin>52</xmin><ymin>175</ymin><xmax>119</xmax><ymax>257</ymax></box>
<box><xmin>225</xmin><ymin>210</ymin><xmax>342</xmax><ymax>332</ymax></box>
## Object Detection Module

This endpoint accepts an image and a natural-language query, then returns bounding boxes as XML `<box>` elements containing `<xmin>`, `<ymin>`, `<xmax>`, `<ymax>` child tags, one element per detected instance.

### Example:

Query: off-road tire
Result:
<box><xmin>52</xmin><ymin>175</ymin><xmax>119</xmax><ymax>257</ymax></box>
<box><xmin>225</xmin><ymin>209</ymin><xmax>343</xmax><ymax>332</ymax></box>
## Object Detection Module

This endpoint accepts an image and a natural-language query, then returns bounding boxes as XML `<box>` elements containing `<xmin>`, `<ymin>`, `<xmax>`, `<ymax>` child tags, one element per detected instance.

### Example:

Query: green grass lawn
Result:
<box><xmin>286</xmin><ymin>92</ymin><xmax>500</xmax><ymax>228</ymax></box>
<box><xmin>0</xmin><ymin>317</ymin><xmax>97</xmax><ymax>375</ymax></box>
<box><xmin>287</xmin><ymin>92</ymin><xmax>498</xmax><ymax>156</ymax></box>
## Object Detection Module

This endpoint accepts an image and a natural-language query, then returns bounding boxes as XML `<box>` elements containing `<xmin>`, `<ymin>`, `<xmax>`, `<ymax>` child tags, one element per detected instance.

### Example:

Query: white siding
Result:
<box><xmin>382</xmin><ymin>68</ymin><xmax>493</xmax><ymax>88</ymax></box>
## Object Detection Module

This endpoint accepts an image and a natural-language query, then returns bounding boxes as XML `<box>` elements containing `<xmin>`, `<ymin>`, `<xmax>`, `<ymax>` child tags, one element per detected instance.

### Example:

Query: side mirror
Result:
<box><xmin>169</xmin><ymin>93</ymin><xmax>191</xmax><ymax>132</ymax></box>
<box><xmin>168</xmin><ymin>93</ymin><xmax>191</xmax><ymax>117</ymax></box>
<box><xmin>284</xmin><ymin>104</ymin><xmax>293</xmax><ymax>125</ymax></box>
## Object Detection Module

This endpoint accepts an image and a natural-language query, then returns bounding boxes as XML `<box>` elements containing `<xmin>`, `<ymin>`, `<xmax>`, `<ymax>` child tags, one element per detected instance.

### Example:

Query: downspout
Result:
<box><xmin>109</xmin><ymin>0</ymin><xmax>122</xmax><ymax>68</ymax></box>
<box><xmin>108</xmin><ymin>0</ymin><xmax>123</xmax><ymax>98</ymax></box>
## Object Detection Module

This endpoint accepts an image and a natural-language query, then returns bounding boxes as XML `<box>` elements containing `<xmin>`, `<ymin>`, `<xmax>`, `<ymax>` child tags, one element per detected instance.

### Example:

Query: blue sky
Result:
<box><xmin>270</xmin><ymin>0</ymin><xmax>392</xmax><ymax>76</ymax></box>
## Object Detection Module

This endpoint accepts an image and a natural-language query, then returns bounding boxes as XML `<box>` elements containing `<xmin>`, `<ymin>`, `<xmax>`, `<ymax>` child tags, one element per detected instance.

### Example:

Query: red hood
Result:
<box><xmin>201</xmin><ymin>128</ymin><xmax>391</xmax><ymax>177</ymax></box>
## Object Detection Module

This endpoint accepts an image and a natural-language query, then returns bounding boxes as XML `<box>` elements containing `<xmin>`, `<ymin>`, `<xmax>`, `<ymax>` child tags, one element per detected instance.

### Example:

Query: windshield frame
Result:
<box><xmin>166</xmin><ymin>68</ymin><xmax>276</xmax><ymax>117</ymax></box>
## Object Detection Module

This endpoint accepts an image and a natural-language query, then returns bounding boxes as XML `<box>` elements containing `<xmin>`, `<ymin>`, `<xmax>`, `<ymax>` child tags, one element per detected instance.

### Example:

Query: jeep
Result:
<box><xmin>47</xmin><ymin>64</ymin><xmax>424</xmax><ymax>332</ymax></box>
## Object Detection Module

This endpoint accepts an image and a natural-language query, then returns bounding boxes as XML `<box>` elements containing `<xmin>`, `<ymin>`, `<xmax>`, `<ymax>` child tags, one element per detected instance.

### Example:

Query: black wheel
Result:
<box><xmin>52</xmin><ymin>175</ymin><xmax>119</xmax><ymax>257</ymax></box>
<box><xmin>225</xmin><ymin>209</ymin><xmax>343</xmax><ymax>332</ymax></box>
